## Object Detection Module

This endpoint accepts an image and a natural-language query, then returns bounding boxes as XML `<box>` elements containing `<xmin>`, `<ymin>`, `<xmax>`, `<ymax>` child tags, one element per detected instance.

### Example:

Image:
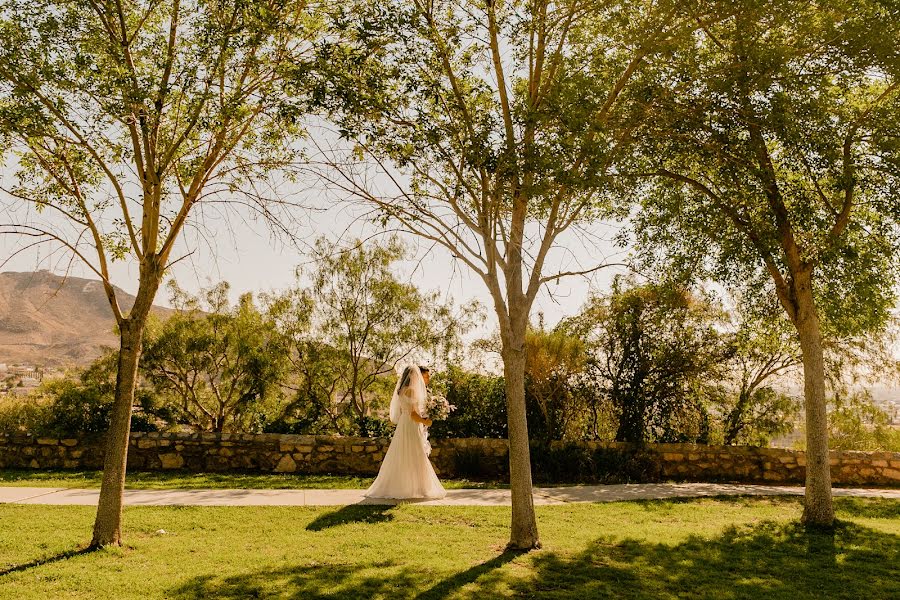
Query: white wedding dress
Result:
<box><xmin>365</xmin><ymin>367</ymin><xmax>446</xmax><ymax>500</ymax></box>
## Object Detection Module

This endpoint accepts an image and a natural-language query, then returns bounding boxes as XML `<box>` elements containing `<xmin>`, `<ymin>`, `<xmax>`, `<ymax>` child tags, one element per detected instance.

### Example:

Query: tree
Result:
<box><xmin>571</xmin><ymin>277</ymin><xmax>728</xmax><ymax>444</ymax></box>
<box><xmin>827</xmin><ymin>390</ymin><xmax>900</xmax><ymax>452</ymax></box>
<box><xmin>633</xmin><ymin>0</ymin><xmax>900</xmax><ymax>525</ymax></box>
<box><xmin>141</xmin><ymin>282</ymin><xmax>290</xmax><ymax>433</ymax></box>
<box><xmin>0</xmin><ymin>0</ymin><xmax>319</xmax><ymax>546</ymax></box>
<box><xmin>311</xmin><ymin>0</ymin><xmax>701</xmax><ymax>549</ymax></box>
<box><xmin>262</xmin><ymin>287</ymin><xmax>350</xmax><ymax>434</ymax></box>
<box><xmin>717</xmin><ymin>308</ymin><xmax>800</xmax><ymax>446</ymax></box>
<box><xmin>267</xmin><ymin>236</ymin><xmax>479</xmax><ymax>436</ymax></box>
<box><xmin>524</xmin><ymin>319</ymin><xmax>588</xmax><ymax>441</ymax></box>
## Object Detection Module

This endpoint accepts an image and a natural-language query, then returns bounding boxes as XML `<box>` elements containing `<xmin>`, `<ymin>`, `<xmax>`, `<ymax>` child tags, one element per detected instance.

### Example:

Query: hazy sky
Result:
<box><xmin>0</xmin><ymin>165</ymin><xmax>631</xmax><ymax>338</ymax></box>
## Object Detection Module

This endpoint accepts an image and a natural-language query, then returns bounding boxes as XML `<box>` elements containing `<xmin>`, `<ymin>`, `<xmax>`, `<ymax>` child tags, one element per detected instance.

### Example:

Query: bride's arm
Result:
<box><xmin>410</xmin><ymin>410</ymin><xmax>433</xmax><ymax>427</ymax></box>
<box><xmin>402</xmin><ymin>389</ymin><xmax>433</xmax><ymax>426</ymax></box>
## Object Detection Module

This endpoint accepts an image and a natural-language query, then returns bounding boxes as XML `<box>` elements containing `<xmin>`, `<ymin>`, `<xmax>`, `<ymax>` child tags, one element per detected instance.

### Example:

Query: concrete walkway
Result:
<box><xmin>1</xmin><ymin>483</ymin><xmax>898</xmax><ymax>507</ymax></box>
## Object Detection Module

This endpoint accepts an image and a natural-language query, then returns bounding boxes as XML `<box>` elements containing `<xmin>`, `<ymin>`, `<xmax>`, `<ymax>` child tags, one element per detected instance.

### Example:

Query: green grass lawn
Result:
<box><xmin>0</xmin><ymin>497</ymin><xmax>897</xmax><ymax>599</ymax></box>
<box><xmin>0</xmin><ymin>469</ymin><xmax>502</xmax><ymax>490</ymax></box>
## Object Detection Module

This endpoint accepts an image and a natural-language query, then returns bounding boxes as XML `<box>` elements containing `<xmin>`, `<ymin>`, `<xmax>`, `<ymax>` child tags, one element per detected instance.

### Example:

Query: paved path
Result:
<box><xmin>1</xmin><ymin>483</ymin><xmax>898</xmax><ymax>507</ymax></box>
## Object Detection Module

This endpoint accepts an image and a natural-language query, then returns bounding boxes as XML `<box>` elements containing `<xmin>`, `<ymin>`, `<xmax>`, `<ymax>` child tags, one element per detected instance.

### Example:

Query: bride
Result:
<box><xmin>364</xmin><ymin>365</ymin><xmax>447</xmax><ymax>500</ymax></box>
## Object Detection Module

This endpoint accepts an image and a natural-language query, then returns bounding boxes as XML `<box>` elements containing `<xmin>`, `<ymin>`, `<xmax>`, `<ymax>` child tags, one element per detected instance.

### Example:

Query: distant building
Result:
<box><xmin>19</xmin><ymin>375</ymin><xmax>40</xmax><ymax>387</ymax></box>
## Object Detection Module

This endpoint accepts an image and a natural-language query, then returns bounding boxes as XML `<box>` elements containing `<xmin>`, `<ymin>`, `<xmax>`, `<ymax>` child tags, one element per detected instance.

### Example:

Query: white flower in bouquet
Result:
<box><xmin>424</xmin><ymin>392</ymin><xmax>455</xmax><ymax>422</ymax></box>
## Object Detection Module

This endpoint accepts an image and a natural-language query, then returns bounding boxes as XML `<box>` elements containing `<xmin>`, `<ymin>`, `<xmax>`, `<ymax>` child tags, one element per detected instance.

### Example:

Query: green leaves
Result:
<box><xmin>263</xmin><ymin>235</ymin><xmax>481</xmax><ymax>434</ymax></box>
<box><xmin>0</xmin><ymin>0</ymin><xmax>322</xmax><ymax>284</ymax></box>
<box><xmin>633</xmin><ymin>0</ymin><xmax>900</xmax><ymax>340</ymax></box>
<box><xmin>141</xmin><ymin>281</ymin><xmax>291</xmax><ymax>433</ymax></box>
<box><xmin>308</xmin><ymin>0</ymin><xmax>691</xmax><ymax>288</ymax></box>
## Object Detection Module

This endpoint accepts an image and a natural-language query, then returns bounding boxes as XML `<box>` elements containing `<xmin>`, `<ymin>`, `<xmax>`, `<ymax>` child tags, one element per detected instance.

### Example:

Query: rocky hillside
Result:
<box><xmin>0</xmin><ymin>271</ymin><xmax>169</xmax><ymax>367</ymax></box>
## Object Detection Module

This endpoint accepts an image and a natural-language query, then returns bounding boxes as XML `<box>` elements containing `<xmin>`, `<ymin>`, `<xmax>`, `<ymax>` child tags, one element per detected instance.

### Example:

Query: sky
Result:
<box><xmin>2</xmin><ymin>151</ymin><xmax>897</xmax><ymax>388</ymax></box>
<box><xmin>0</xmin><ymin>163</ymin><xmax>632</xmax><ymax>340</ymax></box>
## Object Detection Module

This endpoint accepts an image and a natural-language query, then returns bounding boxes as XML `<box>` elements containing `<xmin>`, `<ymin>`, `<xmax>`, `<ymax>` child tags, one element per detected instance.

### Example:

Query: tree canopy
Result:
<box><xmin>307</xmin><ymin>0</ymin><xmax>707</xmax><ymax>550</ymax></box>
<box><xmin>631</xmin><ymin>0</ymin><xmax>900</xmax><ymax>525</ymax></box>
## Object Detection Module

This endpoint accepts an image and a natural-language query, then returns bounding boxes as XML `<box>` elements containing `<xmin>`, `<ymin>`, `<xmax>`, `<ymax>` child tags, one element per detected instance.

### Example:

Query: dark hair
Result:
<box><xmin>399</xmin><ymin>366</ymin><xmax>413</xmax><ymax>390</ymax></box>
<box><xmin>399</xmin><ymin>365</ymin><xmax>428</xmax><ymax>390</ymax></box>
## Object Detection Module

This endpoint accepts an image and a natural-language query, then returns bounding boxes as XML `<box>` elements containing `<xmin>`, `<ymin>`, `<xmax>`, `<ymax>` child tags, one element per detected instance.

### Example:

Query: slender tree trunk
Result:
<box><xmin>91</xmin><ymin>263</ymin><xmax>161</xmax><ymax>548</ymax></box>
<box><xmin>793</xmin><ymin>281</ymin><xmax>834</xmax><ymax>527</ymax></box>
<box><xmin>723</xmin><ymin>389</ymin><xmax>750</xmax><ymax>445</ymax></box>
<box><xmin>502</xmin><ymin>321</ymin><xmax>541</xmax><ymax>550</ymax></box>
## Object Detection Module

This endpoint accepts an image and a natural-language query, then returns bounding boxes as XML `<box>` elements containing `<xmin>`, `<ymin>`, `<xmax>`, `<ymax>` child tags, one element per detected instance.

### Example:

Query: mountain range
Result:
<box><xmin>0</xmin><ymin>270</ymin><xmax>169</xmax><ymax>367</ymax></box>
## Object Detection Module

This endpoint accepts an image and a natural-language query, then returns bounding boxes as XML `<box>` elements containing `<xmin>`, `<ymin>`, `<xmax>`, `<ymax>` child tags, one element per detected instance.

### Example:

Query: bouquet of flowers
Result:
<box><xmin>424</xmin><ymin>392</ymin><xmax>456</xmax><ymax>422</ymax></box>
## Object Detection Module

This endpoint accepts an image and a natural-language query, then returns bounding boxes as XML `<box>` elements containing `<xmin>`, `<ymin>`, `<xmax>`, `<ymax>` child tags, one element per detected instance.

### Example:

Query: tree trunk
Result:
<box><xmin>793</xmin><ymin>277</ymin><xmax>834</xmax><ymax>527</ymax></box>
<box><xmin>91</xmin><ymin>264</ymin><xmax>161</xmax><ymax>548</ymax></box>
<box><xmin>723</xmin><ymin>389</ymin><xmax>750</xmax><ymax>445</ymax></box>
<box><xmin>502</xmin><ymin>327</ymin><xmax>541</xmax><ymax>550</ymax></box>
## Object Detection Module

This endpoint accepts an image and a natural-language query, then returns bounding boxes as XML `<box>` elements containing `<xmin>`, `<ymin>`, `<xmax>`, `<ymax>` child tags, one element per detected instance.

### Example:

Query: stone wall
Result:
<box><xmin>0</xmin><ymin>432</ymin><xmax>898</xmax><ymax>486</ymax></box>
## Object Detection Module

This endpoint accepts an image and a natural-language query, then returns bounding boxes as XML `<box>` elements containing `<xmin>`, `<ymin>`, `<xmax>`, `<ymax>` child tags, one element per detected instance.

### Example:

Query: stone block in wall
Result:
<box><xmin>275</xmin><ymin>454</ymin><xmax>297</xmax><ymax>473</ymax></box>
<box><xmin>159</xmin><ymin>453</ymin><xmax>185</xmax><ymax>469</ymax></box>
<box><xmin>1</xmin><ymin>432</ymin><xmax>898</xmax><ymax>485</ymax></box>
<box><xmin>207</xmin><ymin>456</ymin><xmax>231</xmax><ymax>471</ymax></box>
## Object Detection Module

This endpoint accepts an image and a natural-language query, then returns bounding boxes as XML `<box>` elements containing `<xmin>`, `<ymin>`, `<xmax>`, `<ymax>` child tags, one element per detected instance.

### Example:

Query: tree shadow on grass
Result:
<box><xmin>625</xmin><ymin>494</ymin><xmax>900</xmax><ymax>522</ymax></box>
<box><xmin>0</xmin><ymin>546</ymin><xmax>96</xmax><ymax>577</ymax></box>
<box><xmin>305</xmin><ymin>504</ymin><xmax>395</xmax><ymax>531</ymax></box>
<box><xmin>833</xmin><ymin>496</ymin><xmax>900</xmax><ymax>520</ymax></box>
<box><xmin>172</xmin><ymin>561</ymin><xmax>421</xmax><ymax>599</ymax></box>
<box><xmin>169</xmin><ymin>519</ymin><xmax>898</xmax><ymax>600</ymax></box>
<box><xmin>169</xmin><ymin>551</ymin><xmax>521</xmax><ymax>600</ymax></box>
<box><xmin>413</xmin><ymin>550</ymin><xmax>520</xmax><ymax>600</ymax></box>
<box><xmin>474</xmin><ymin>520</ymin><xmax>899</xmax><ymax>600</ymax></box>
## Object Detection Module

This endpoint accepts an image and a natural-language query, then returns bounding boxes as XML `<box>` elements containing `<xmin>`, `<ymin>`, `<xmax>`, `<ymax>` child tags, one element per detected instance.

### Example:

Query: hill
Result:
<box><xmin>0</xmin><ymin>271</ymin><xmax>169</xmax><ymax>367</ymax></box>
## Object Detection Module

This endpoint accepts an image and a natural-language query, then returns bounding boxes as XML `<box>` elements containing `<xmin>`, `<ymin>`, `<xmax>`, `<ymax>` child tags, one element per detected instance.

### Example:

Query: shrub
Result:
<box><xmin>0</xmin><ymin>357</ymin><xmax>159</xmax><ymax>436</ymax></box>
<box><xmin>528</xmin><ymin>442</ymin><xmax>662</xmax><ymax>484</ymax></box>
<box><xmin>828</xmin><ymin>391</ymin><xmax>900</xmax><ymax>452</ymax></box>
<box><xmin>428</xmin><ymin>366</ymin><xmax>507</xmax><ymax>439</ymax></box>
<box><xmin>451</xmin><ymin>446</ymin><xmax>503</xmax><ymax>480</ymax></box>
<box><xmin>40</xmin><ymin>379</ymin><xmax>112</xmax><ymax>435</ymax></box>
<box><xmin>0</xmin><ymin>393</ymin><xmax>51</xmax><ymax>434</ymax></box>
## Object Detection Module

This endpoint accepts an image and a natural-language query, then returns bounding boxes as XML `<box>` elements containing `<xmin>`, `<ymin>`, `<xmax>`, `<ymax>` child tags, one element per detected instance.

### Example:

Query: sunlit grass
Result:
<box><xmin>0</xmin><ymin>496</ymin><xmax>896</xmax><ymax>599</ymax></box>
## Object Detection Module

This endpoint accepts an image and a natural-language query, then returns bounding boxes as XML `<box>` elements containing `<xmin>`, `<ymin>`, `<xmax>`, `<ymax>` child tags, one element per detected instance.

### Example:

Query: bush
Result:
<box><xmin>528</xmin><ymin>442</ymin><xmax>662</xmax><ymax>484</ymax></box>
<box><xmin>828</xmin><ymin>391</ymin><xmax>900</xmax><ymax>452</ymax></box>
<box><xmin>0</xmin><ymin>358</ymin><xmax>159</xmax><ymax>437</ymax></box>
<box><xmin>445</xmin><ymin>441</ymin><xmax>664</xmax><ymax>484</ymax></box>
<box><xmin>0</xmin><ymin>394</ymin><xmax>51</xmax><ymax>434</ymax></box>
<box><xmin>356</xmin><ymin>415</ymin><xmax>393</xmax><ymax>438</ymax></box>
<box><xmin>451</xmin><ymin>446</ymin><xmax>503</xmax><ymax>480</ymax></box>
<box><xmin>428</xmin><ymin>366</ymin><xmax>508</xmax><ymax>439</ymax></box>
<box><xmin>40</xmin><ymin>380</ymin><xmax>112</xmax><ymax>435</ymax></box>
